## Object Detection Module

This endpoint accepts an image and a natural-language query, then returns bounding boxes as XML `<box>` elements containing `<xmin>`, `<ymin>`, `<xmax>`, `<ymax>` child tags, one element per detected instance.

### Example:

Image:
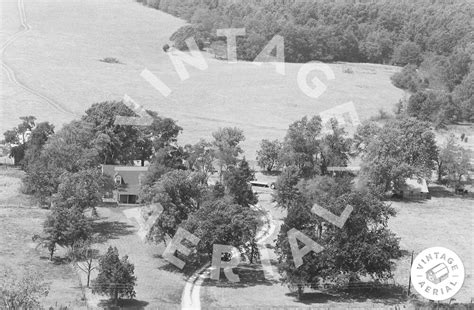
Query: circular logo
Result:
<box><xmin>411</xmin><ymin>247</ymin><xmax>465</xmax><ymax>301</ymax></box>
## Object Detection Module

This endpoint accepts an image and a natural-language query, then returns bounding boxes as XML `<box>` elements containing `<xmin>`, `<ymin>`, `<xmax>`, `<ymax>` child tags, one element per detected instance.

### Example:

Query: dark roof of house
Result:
<box><xmin>101</xmin><ymin>165</ymin><xmax>148</xmax><ymax>195</ymax></box>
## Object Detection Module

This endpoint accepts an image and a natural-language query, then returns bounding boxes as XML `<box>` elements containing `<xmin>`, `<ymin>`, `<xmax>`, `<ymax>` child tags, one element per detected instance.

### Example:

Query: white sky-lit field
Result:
<box><xmin>1</xmin><ymin>0</ymin><xmax>405</xmax><ymax>161</ymax></box>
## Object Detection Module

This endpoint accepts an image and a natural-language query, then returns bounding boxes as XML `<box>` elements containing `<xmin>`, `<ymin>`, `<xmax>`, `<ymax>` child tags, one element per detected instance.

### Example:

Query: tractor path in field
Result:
<box><xmin>1</xmin><ymin>0</ymin><xmax>75</xmax><ymax>116</ymax></box>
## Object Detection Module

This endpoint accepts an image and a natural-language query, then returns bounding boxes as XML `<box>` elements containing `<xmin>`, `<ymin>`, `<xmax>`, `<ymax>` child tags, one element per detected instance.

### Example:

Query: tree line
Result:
<box><xmin>257</xmin><ymin>116</ymin><xmax>470</xmax><ymax>192</ymax></box>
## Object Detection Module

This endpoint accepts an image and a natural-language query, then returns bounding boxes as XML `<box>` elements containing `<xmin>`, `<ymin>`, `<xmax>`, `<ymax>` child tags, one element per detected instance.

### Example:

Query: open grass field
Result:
<box><xmin>389</xmin><ymin>188</ymin><xmax>474</xmax><ymax>304</ymax></box>
<box><xmin>0</xmin><ymin>167</ymin><xmax>87</xmax><ymax>309</ymax></box>
<box><xmin>1</xmin><ymin>0</ymin><xmax>404</xmax><ymax>161</ymax></box>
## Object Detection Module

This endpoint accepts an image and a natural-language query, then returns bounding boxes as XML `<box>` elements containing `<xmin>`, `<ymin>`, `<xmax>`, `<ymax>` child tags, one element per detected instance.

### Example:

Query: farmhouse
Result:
<box><xmin>101</xmin><ymin>165</ymin><xmax>148</xmax><ymax>204</ymax></box>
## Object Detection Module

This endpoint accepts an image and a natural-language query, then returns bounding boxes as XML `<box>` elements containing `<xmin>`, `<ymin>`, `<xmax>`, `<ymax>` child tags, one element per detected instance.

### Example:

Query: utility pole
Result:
<box><xmin>408</xmin><ymin>250</ymin><xmax>414</xmax><ymax>297</ymax></box>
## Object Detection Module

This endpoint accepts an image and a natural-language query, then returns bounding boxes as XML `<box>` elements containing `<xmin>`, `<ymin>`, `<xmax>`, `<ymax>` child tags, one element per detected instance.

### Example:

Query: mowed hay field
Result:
<box><xmin>1</xmin><ymin>0</ymin><xmax>404</xmax><ymax>160</ymax></box>
<box><xmin>0</xmin><ymin>168</ymin><xmax>87</xmax><ymax>309</ymax></box>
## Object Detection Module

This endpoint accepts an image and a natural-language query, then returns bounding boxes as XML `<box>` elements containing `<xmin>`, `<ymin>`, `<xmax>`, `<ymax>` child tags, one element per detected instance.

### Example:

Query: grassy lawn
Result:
<box><xmin>0</xmin><ymin>167</ymin><xmax>188</xmax><ymax>309</ymax></box>
<box><xmin>0</xmin><ymin>167</ymin><xmax>87</xmax><ymax>309</ymax></box>
<box><xmin>79</xmin><ymin>206</ymin><xmax>186</xmax><ymax>309</ymax></box>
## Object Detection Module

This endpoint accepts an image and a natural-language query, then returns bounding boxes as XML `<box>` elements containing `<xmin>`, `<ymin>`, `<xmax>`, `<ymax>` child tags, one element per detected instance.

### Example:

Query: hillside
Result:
<box><xmin>1</xmin><ymin>0</ymin><xmax>404</xmax><ymax>160</ymax></box>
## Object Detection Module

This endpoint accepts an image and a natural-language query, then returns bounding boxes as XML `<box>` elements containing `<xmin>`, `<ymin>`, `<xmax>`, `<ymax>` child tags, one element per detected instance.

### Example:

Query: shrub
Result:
<box><xmin>0</xmin><ymin>270</ymin><xmax>49</xmax><ymax>309</ymax></box>
<box><xmin>170</xmin><ymin>25</ymin><xmax>205</xmax><ymax>51</ymax></box>
<box><xmin>391</xmin><ymin>65</ymin><xmax>426</xmax><ymax>92</ymax></box>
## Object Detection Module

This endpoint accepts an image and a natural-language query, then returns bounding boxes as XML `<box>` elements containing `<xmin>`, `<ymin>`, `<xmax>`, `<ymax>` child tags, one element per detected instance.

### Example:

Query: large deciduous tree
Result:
<box><xmin>2</xmin><ymin>116</ymin><xmax>37</xmax><ymax>166</ymax></box>
<box><xmin>437</xmin><ymin>134</ymin><xmax>472</xmax><ymax>188</ymax></box>
<box><xmin>223</xmin><ymin>158</ymin><xmax>258</xmax><ymax>207</ymax></box>
<box><xmin>183</xmin><ymin>197</ymin><xmax>261</xmax><ymax>265</ymax></box>
<box><xmin>256</xmin><ymin>139</ymin><xmax>282</xmax><ymax>172</ymax></box>
<box><xmin>359</xmin><ymin>117</ymin><xmax>438</xmax><ymax>192</ymax></box>
<box><xmin>41</xmin><ymin>120</ymin><xmax>100</xmax><ymax>173</ymax></box>
<box><xmin>276</xmin><ymin>180</ymin><xmax>401</xmax><ymax>299</ymax></box>
<box><xmin>140</xmin><ymin>170</ymin><xmax>207</xmax><ymax>244</ymax></box>
<box><xmin>406</xmin><ymin>90</ymin><xmax>452</xmax><ymax>128</ymax></box>
<box><xmin>82</xmin><ymin>101</ymin><xmax>147</xmax><ymax>165</ymax></box>
<box><xmin>52</xmin><ymin>168</ymin><xmax>114</xmax><ymax>212</ymax></box>
<box><xmin>23</xmin><ymin>120</ymin><xmax>100</xmax><ymax>205</ymax></box>
<box><xmin>35</xmin><ymin>206</ymin><xmax>91</xmax><ymax>260</ymax></box>
<box><xmin>280</xmin><ymin>117</ymin><xmax>352</xmax><ymax>177</ymax></box>
<box><xmin>185</xmin><ymin>139</ymin><xmax>216</xmax><ymax>177</ymax></box>
<box><xmin>23</xmin><ymin>122</ymin><xmax>55</xmax><ymax>167</ymax></box>
<box><xmin>273</xmin><ymin>165</ymin><xmax>301</xmax><ymax>208</ymax></box>
<box><xmin>212</xmin><ymin>127</ymin><xmax>245</xmax><ymax>178</ymax></box>
<box><xmin>280</xmin><ymin>116</ymin><xmax>323</xmax><ymax>177</ymax></box>
<box><xmin>319</xmin><ymin>119</ymin><xmax>353</xmax><ymax>175</ymax></box>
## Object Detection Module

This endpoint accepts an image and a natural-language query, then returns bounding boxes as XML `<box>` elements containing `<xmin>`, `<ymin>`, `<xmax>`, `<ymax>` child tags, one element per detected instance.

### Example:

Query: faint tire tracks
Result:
<box><xmin>1</xmin><ymin>0</ymin><xmax>75</xmax><ymax>116</ymax></box>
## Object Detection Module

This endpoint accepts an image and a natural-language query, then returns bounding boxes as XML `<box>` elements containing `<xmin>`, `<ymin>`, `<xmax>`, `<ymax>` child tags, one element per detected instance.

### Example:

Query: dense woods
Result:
<box><xmin>139</xmin><ymin>0</ymin><xmax>471</xmax><ymax>63</ymax></box>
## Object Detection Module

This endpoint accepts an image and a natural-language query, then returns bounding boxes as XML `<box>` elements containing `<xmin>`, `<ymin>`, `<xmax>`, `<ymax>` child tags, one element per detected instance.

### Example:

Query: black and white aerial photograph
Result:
<box><xmin>0</xmin><ymin>0</ymin><xmax>473</xmax><ymax>309</ymax></box>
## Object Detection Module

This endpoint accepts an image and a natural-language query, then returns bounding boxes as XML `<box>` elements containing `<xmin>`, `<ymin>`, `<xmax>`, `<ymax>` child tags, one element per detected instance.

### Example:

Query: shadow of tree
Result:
<box><xmin>260</xmin><ymin>170</ymin><xmax>282</xmax><ymax>177</ymax></box>
<box><xmin>388</xmin><ymin>197</ymin><xmax>427</xmax><ymax>204</ymax></box>
<box><xmin>410</xmin><ymin>299</ymin><xmax>474</xmax><ymax>309</ymax></box>
<box><xmin>202</xmin><ymin>264</ymin><xmax>278</xmax><ymax>288</ymax></box>
<box><xmin>399</xmin><ymin>249</ymin><xmax>411</xmax><ymax>257</ymax></box>
<box><xmin>97</xmin><ymin>298</ymin><xmax>149</xmax><ymax>310</ymax></box>
<box><xmin>157</xmin><ymin>260</ymin><xmax>199</xmax><ymax>277</ymax></box>
<box><xmin>91</xmin><ymin>219</ymin><xmax>135</xmax><ymax>241</ymax></box>
<box><xmin>286</xmin><ymin>284</ymin><xmax>407</xmax><ymax>306</ymax></box>
<box><xmin>429</xmin><ymin>185</ymin><xmax>473</xmax><ymax>200</ymax></box>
